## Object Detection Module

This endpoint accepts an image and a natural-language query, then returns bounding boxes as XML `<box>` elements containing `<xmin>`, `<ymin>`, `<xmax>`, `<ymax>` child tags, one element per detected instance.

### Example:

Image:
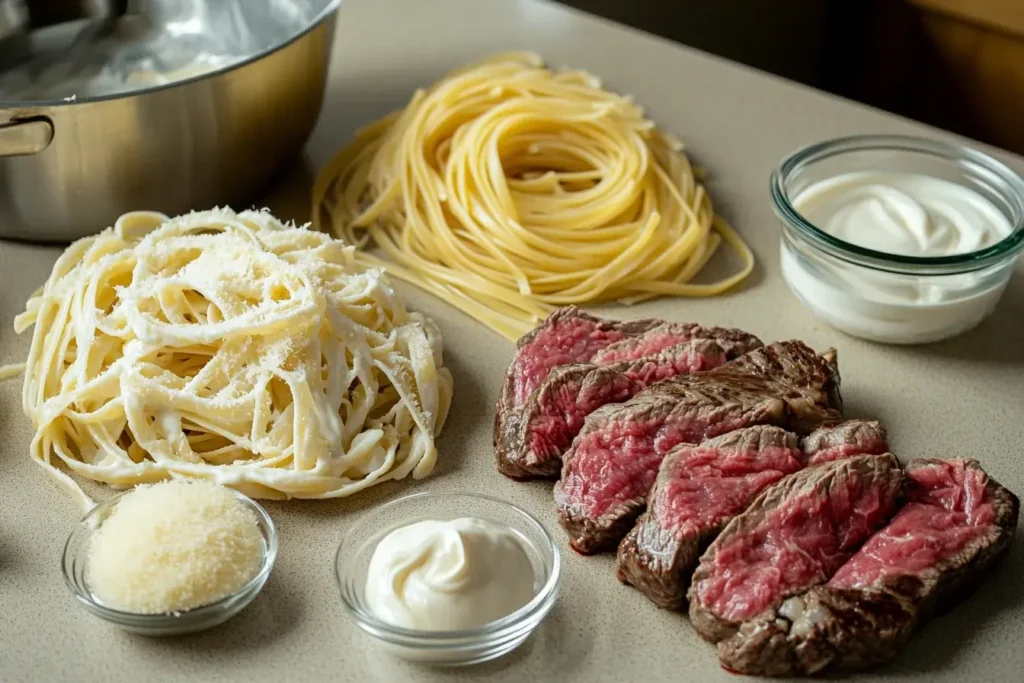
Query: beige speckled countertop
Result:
<box><xmin>2</xmin><ymin>0</ymin><xmax>1023</xmax><ymax>681</ymax></box>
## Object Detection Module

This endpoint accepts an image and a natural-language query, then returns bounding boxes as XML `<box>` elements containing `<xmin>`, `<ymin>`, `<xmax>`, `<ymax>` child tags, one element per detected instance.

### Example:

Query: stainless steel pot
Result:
<box><xmin>0</xmin><ymin>0</ymin><xmax>338</xmax><ymax>242</ymax></box>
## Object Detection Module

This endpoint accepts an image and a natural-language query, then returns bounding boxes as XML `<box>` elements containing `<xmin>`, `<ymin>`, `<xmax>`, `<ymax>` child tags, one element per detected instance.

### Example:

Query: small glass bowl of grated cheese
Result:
<box><xmin>62</xmin><ymin>480</ymin><xmax>277</xmax><ymax>636</ymax></box>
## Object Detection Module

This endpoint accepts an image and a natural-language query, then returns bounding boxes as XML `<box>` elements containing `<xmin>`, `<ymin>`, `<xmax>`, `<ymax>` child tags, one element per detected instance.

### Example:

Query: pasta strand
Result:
<box><xmin>313</xmin><ymin>52</ymin><xmax>754</xmax><ymax>339</ymax></box>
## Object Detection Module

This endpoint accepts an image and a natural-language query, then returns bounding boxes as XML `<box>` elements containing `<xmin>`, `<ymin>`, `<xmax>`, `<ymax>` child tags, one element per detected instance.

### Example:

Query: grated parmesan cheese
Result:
<box><xmin>85</xmin><ymin>480</ymin><xmax>264</xmax><ymax>614</ymax></box>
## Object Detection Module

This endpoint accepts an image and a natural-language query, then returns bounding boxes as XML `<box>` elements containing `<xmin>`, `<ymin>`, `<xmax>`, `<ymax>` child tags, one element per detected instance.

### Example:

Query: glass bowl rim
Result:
<box><xmin>334</xmin><ymin>490</ymin><xmax>562</xmax><ymax>646</ymax></box>
<box><xmin>771</xmin><ymin>134</ymin><xmax>1024</xmax><ymax>275</ymax></box>
<box><xmin>61</xmin><ymin>485</ymin><xmax>278</xmax><ymax>624</ymax></box>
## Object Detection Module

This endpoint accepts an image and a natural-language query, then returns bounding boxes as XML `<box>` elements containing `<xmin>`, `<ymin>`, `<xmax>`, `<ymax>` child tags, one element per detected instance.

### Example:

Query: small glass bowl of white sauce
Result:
<box><xmin>772</xmin><ymin>135</ymin><xmax>1024</xmax><ymax>344</ymax></box>
<box><xmin>334</xmin><ymin>492</ymin><xmax>561</xmax><ymax>666</ymax></box>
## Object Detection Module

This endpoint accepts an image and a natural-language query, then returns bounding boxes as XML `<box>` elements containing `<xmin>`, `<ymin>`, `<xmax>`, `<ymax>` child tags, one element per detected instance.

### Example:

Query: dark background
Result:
<box><xmin>557</xmin><ymin>0</ymin><xmax>1024</xmax><ymax>156</ymax></box>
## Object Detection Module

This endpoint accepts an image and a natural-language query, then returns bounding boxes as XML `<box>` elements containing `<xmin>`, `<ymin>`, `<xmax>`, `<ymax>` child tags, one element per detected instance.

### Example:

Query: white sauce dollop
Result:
<box><xmin>793</xmin><ymin>172</ymin><xmax>1010</xmax><ymax>257</ymax></box>
<box><xmin>365</xmin><ymin>517</ymin><xmax>535</xmax><ymax>631</ymax></box>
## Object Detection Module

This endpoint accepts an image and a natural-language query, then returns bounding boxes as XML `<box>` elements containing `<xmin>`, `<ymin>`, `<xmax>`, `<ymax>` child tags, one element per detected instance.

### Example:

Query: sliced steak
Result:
<box><xmin>723</xmin><ymin>340</ymin><xmax>842</xmax><ymax>429</ymax></box>
<box><xmin>498</xmin><ymin>337</ymin><xmax>761</xmax><ymax>479</ymax></box>
<box><xmin>499</xmin><ymin>307</ymin><xmax>661</xmax><ymax>413</ymax></box>
<box><xmin>616</xmin><ymin>426</ymin><xmax>804</xmax><ymax>610</ymax></box>
<box><xmin>718</xmin><ymin>458</ymin><xmax>1019</xmax><ymax>676</ymax></box>
<box><xmin>801</xmin><ymin>420</ymin><xmax>890</xmax><ymax>465</ymax></box>
<box><xmin>501</xmin><ymin>307</ymin><xmax>659</xmax><ymax>410</ymax></box>
<box><xmin>495</xmin><ymin>307</ymin><xmax>762</xmax><ymax>479</ymax></box>
<box><xmin>555</xmin><ymin>341</ymin><xmax>843</xmax><ymax>553</ymax></box>
<box><xmin>687</xmin><ymin>454</ymin><xmax>904</xmax><ymax>644</ymax></box>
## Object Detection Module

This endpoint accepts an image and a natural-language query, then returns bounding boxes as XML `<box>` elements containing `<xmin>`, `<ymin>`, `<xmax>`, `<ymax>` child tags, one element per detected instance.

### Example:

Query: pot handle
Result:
<box><xmin>0</xmin><ymin>117</ymin><xmax>54</xmax><ymax>156</ymax></box>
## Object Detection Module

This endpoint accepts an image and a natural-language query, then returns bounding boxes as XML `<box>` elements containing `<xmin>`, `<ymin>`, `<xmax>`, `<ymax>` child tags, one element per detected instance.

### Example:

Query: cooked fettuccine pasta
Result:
<box><xmin>314</xmin><ymin>52</ymin><xmax>754</xmax><ymax>340</ymax></box>
<box><xmin>5</xmin><ymin>208</ymin><xmax>453</xmax><ymax>511</ymax></box>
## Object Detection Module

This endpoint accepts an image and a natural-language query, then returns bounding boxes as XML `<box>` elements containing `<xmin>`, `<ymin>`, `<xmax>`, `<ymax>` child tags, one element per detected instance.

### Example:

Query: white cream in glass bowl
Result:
<box><xmin>772</xmin><ymin>135</ymin><xmax>1024</xmax><ymax>344</ymax></box>
<box><xmin>335</xmin><ymin>492</ymin><xmax>561</xmax><ymax>666</ymax></box>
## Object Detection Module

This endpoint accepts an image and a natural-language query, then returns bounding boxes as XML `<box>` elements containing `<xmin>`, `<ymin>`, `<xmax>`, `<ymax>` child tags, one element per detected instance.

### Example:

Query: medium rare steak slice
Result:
<box><xmin>555</xmin><ymin>341</ymin><xmax>842</xmax><ymax>554</ymax></box>
<box><xmin>495</xmin><ymin>307</ymin><xmax>762</xmax><ymax>479</ymax></box>
<box><xmin>687</xmin><ymin>454</ymin><xmax>904</xmax><ymax>644</ymax></box>
<box><xmin>499</xmin><ymin>307</ymin><xmax>663</xmax><ymax>413</ymax></box>
<box><xmin>616</xmin><ymin>426</ymin><xmax>804</xmax><ymax>610</ymax></box>
<box><xmin>718</xmin><ymin>458</ymin><xmax>1020</xmax><ymax>676</ymax></box>
<box><xmin>498</xmin><ymin>338</ymin><xmax>757</xmax><ymax>479</ymax></box>
<box><xmin>617</xmin><ymin>419</ymin><xmax>893</xmax><ymax>611</ymax></box>
<box><xmin>801</xmin><ymin>420</ymin><xmax>890</xmax><ymax>465</ymax></box>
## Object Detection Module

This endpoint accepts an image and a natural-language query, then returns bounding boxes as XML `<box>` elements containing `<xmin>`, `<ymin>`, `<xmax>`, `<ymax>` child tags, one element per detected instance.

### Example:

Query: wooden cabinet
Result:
<box><xmin>847</xmin><ymin>0</ymin><xmax>1024</xmax><ymax>155</ymax></box>
<box><xmin>909</xmin><ymin>0</ymin><xmax>1024</xmax><ymax>37</ymax></box>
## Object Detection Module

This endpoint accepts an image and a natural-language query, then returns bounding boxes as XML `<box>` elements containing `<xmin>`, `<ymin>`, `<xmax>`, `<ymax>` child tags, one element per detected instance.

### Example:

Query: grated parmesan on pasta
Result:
<box><xmin>8</xmin><ymin>208</ymin><xmax>454</xmax><ymax>511</ymax></box>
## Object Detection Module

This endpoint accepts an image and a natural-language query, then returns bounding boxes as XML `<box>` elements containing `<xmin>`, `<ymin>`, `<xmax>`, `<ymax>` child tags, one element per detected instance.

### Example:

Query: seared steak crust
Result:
<box><xmin>723</xmin><ymin>340</ymin><xmax>842</xmax><ymax>428</ymax></box>
<box><xmin>802</xmin><ymin>420</ymin><xmax>890</xmax><ymax>466</ymax></box>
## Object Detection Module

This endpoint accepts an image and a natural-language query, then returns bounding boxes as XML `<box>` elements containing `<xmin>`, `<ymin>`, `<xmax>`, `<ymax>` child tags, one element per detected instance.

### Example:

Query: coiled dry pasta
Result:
<box><xmin>7</xmin><ymin>208</ymin><xmax>453</xmax><ymax>511</ymax></box>
<box><xmin>313</xmin><ymin>52</ymin><xmax>754</xmax><ymax>340</ymax></box>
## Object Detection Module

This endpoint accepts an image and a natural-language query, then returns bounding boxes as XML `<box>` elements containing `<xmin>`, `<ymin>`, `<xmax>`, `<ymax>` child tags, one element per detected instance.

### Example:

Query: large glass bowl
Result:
<box><xmin>772</xmin><ymin>135</ymin><xmax>1024</xmax><ymax>344</ymax></box>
